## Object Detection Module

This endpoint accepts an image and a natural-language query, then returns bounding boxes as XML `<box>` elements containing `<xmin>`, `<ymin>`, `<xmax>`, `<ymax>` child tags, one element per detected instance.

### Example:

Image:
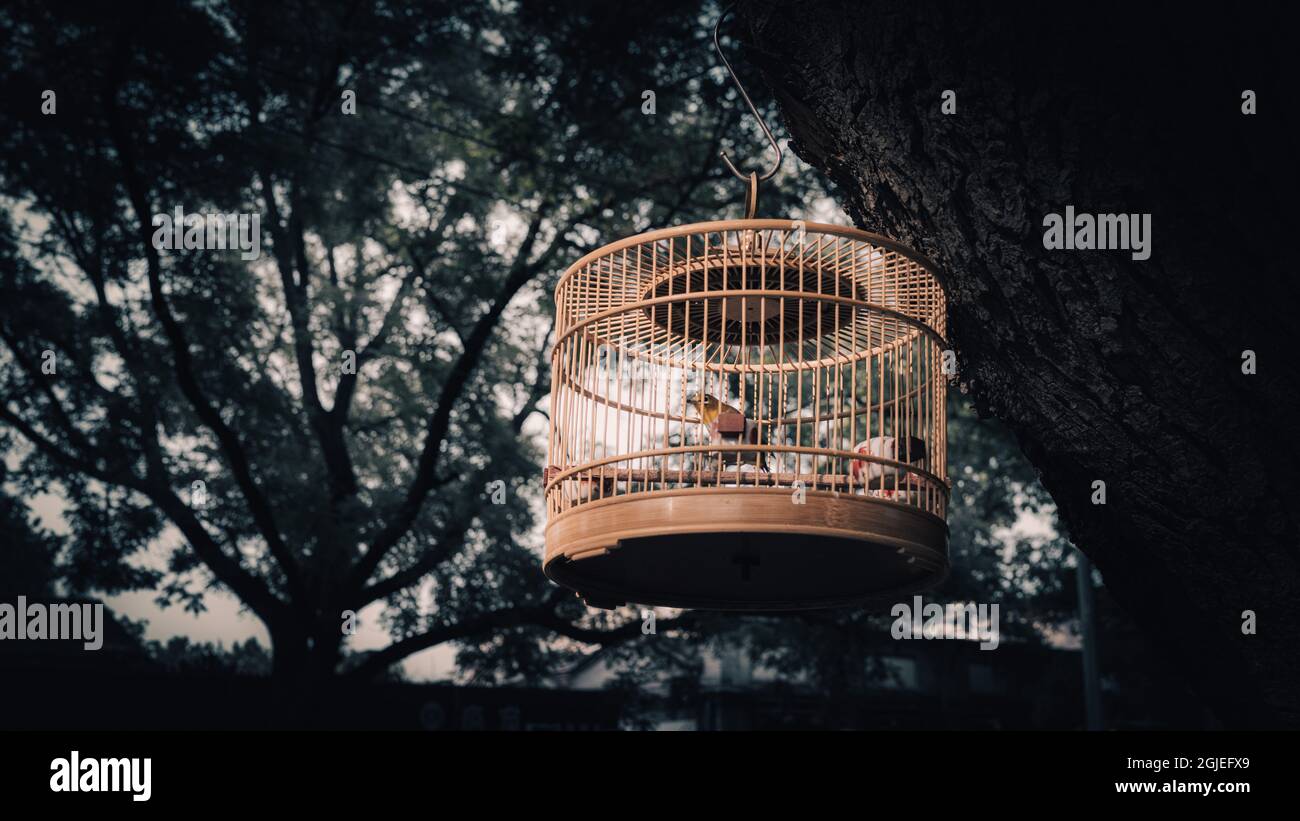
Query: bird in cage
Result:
<box><xmin>850</xmin><ymin>435</ymin><xmax>927</xmax><ymax>500</ymax></box>
<box><xmin>543</xmin><ymin>465</ymin><xmax>617</xmax><ymax>503</ymax></box>
<box><xmin>686</xmin><ymin>392</ymin><xmax>771</xmax><ymax>472</ymax></box>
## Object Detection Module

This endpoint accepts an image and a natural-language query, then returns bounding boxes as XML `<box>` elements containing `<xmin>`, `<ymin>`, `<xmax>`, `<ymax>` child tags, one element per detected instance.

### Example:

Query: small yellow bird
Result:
<box><xmin>686</xmin><ymin>391</ymin><xmax>740</xmax><ymax>427</ymax></box>
<box><xmin>686</xmin><ymin>392</ymin><xmax>770</xmax><ymax>472</ymax></box>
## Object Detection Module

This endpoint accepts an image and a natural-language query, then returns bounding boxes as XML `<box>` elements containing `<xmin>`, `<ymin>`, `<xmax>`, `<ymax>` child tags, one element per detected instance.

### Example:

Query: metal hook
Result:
<box><xmin>714</xmin><ymin>6</ymin><xmax>782</xmax><ymax>182</ymax></box>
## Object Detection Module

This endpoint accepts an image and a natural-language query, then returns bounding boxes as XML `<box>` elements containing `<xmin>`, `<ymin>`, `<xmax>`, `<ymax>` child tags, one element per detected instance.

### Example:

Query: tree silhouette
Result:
<box><xmin>0</xmin><ymin>0</ymin><xmax>823</xmax><ymax>685</ymax></box>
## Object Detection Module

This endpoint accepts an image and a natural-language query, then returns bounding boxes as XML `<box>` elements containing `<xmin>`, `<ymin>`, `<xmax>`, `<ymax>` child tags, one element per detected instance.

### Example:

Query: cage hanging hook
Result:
<box><xmin>714</xmin><ymin>6</ymin><xmax>782</xmax><ymax>184</ymax></box>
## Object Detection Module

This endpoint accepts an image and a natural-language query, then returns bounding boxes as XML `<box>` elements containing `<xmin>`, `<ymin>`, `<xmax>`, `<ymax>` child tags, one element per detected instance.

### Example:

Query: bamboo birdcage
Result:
<box><xmin>542</xmin><ymin>219</ymin><xmax>949</xmax><ymax>610</ymax></box>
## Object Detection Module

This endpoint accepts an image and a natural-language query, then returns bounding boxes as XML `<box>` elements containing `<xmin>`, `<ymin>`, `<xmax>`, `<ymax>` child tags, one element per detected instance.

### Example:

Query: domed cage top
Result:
<box><xmin>543</xmin><ymin>219</ymin><xmax>949</xmax><ymax>610</ymax></box>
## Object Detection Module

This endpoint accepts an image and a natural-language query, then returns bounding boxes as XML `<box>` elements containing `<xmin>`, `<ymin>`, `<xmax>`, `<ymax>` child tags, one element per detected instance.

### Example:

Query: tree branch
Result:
<box><xmin>345</xmin><ymin>601</ymin><xmax>696</xmax><ymax>681</ymax></box>
<box><xmin>0</xmin><ymin>402</ymin><xmax>290</xmax><ymax>627</ymax></box>
<box><xmin>347</xmin><ymin>203</ymin><xmax>554</xmax><ymax>589</ymax></box>
<box><xmin>104</xmin><ymin>41</ymin><xmax>306</xmax><ymax>607</ymax></box>
<box><xmin>345</xmin><ymin>602</ymin><xmax>551</xmax><ymax>681</ymax></box>
<box><xmin>256</xmin><ymin>168</ymin><xmax>360</xmax><ymax>507</ymax></box>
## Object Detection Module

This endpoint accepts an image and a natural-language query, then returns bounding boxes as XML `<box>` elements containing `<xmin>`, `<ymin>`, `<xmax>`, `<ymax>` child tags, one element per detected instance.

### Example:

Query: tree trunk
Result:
<box><xmin>738</xmin><ymin>0</ymin><xmax>1300</xmax><ymax>727</ymax></box>
<box><xmin>269</xmin><ymin>623</ymin><xmax>345</xmax><ymax>726</ymax></box>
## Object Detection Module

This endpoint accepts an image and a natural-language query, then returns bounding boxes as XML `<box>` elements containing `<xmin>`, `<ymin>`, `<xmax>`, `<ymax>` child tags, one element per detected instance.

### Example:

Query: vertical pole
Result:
<box><xmin>1076</xmin><ymin>549</ymin><xmax>1103</xmax><ymax>731</ymax></box>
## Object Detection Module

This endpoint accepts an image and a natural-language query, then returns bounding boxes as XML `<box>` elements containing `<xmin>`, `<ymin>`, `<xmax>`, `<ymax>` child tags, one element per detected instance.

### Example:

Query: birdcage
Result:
<box><xmin>542</xmin><ymin>218</ymin><xmax>949</xmax><ymax>610</ymax></box>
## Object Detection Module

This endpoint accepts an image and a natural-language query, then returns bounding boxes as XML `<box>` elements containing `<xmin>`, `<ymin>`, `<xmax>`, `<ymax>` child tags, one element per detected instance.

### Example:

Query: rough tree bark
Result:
<box><xmin>737</xmin><ymin>0</ymin><xmax>1299</xmax><ymax>727</ymax></box>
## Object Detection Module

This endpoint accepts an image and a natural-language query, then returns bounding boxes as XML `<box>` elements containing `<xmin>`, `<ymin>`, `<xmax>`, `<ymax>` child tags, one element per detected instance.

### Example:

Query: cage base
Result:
<box><xmin>543</xmin><ymin>489</ymin><xmax>948</xmax><ymax>611</ymax></box>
